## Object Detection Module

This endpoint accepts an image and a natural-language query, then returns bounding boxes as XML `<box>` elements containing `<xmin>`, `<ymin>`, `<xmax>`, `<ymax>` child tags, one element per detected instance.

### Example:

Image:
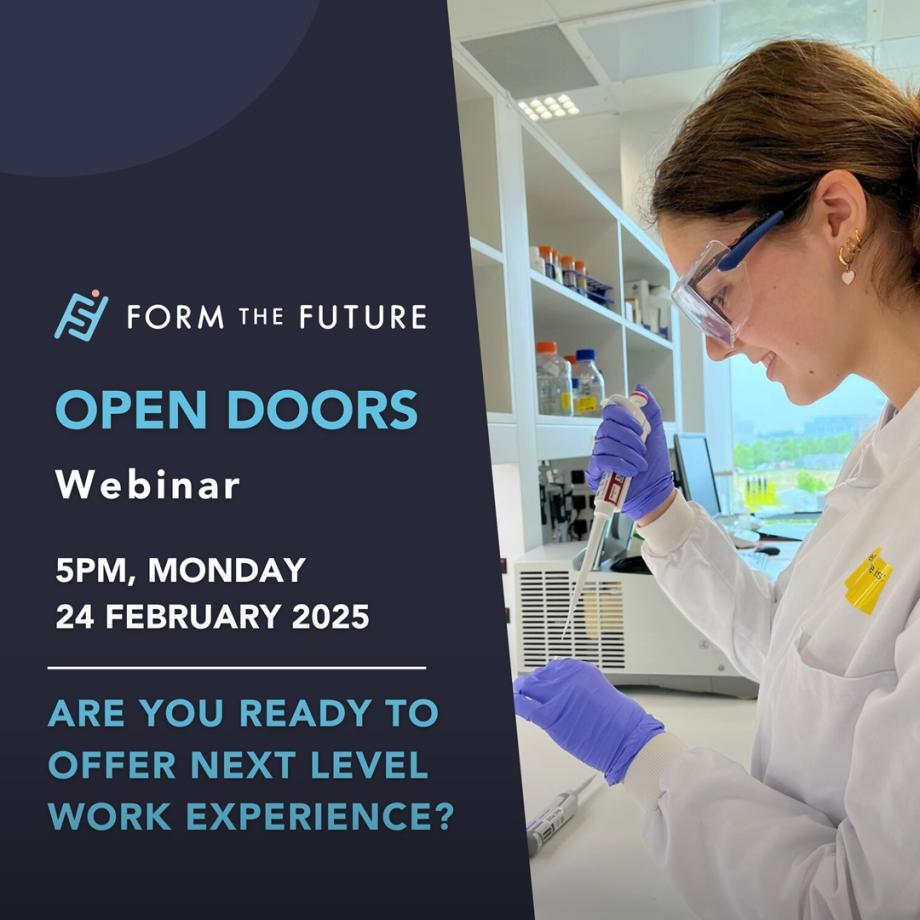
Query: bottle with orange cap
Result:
<box><xmin>574</xmin><ymin>260</ymin><xmax>588</xmax><ymax>296</ymax></box>
<box><xmin>561</xmin><ymin>255</ymin><xmax>577</xmax><ymax>290</ymax></box>
<box><xmin>535</xmin><ymin>340</ymin><xmax>573</xmax><ymax>416</ymax></box>
<box><xmin>550</xmin><ymin>248</ymin><xmax>562</xmax><ymax>284</ymax></box>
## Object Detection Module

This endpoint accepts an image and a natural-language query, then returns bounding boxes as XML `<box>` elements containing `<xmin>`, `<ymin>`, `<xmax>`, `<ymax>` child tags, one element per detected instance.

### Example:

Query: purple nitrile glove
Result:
<box><xmin>513</xmin><ymin>658</ymin><xmax>664</xmax><ymax>785</ymax></box>
<box><xmin>586</xmin><ymin>384</ymin><xmax>674</xmax><ymax>521</ymax></box>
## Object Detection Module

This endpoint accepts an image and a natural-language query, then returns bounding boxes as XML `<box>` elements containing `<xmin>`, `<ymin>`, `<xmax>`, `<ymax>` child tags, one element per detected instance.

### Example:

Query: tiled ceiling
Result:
<box><xmin>448</xmin><ymin>0</ymin><xmax>664</xmax><ymax>39</ymax></box>
<box><xmin>449</xmin><ymin>1</ymin><xmax>920</xmax><ymax>193</ymax></box>
<box><xmin>449</xmin><ymin>0</ymin><xmax>920</xmax><ymax>109</ymax></box>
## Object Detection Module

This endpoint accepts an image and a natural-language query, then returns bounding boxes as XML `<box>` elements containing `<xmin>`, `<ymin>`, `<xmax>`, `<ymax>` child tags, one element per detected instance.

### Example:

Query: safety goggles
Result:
<box><xmin>671</xmin><ymin>187</ymin><xmax>811</xmax><ymax>346</ymax></box>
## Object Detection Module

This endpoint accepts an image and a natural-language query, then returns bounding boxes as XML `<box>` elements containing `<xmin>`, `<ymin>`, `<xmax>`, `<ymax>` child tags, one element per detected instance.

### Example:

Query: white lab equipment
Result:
<box><xmin>729</xmin><ymin>528</ymin><xmax>760</xmax><ymax>549</ymax></box>
<box><xmin>515</xmin><ymin>540</ymin><xmax>760</xmax><ymax>696</ymax></box>
<box><xmin>627</xmin><ymin>279</ymin><xmax>649</xmax><ymax>318</ymax></box>
<box><xmin>646</xmin><ymin>284</ymin><xmax>671</xmax><ymax>335</ymax></box>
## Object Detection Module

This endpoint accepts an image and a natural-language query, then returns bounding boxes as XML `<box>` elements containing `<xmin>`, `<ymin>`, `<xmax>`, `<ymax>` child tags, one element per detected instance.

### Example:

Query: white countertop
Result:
<box><xmin>518</xmin><ymin>687</ymin><xmax>757</xmax><ymax>920</ymax></box>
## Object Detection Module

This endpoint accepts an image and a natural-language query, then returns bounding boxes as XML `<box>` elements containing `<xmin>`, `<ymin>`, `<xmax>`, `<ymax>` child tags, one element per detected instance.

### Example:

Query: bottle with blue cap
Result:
<box><xmin>573</xmin><ymin>348</ymin><xmax>605</xmax><ymax>417</ymax></box>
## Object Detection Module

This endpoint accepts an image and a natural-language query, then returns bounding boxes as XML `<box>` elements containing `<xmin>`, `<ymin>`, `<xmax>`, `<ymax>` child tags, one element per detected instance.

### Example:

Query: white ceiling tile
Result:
<box><xmin>447</xmin><ymin>0</ymin><xmax>557</xmax><ymax>40</ymax></box>
<box><xmin>609</xmin><ymin>66</ymin><xmax>720</xmax><ymax>113</ymax></box>
<box><xmin>578</xmin><ymin>6</ymin><xmax>722</xmax><ymax>82</ymax></box>
<box><xmin>877</xmin><ymin>34</ymin><xmax>920</xmax><ymax>71</ymax></box>
<box><xmin>882</xmin><ymin>0</ymin><xmax>920</xmax><ymax>41</ymax></box>
<box><xmin>547</xmin><ymin>0</ymin><xmax>671</xmax><ymax>17</ymax></box>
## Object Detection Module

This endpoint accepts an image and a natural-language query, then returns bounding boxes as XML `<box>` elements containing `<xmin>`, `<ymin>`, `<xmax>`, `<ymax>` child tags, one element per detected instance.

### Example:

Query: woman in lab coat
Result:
<box><xmin>514</xmin><ymin>40</ymin><xmax>920</xmax><ymax>919</ymax></box>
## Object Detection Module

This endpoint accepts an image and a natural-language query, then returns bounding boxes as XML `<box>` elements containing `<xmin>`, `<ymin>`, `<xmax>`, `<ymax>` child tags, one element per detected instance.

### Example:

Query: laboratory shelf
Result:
<box><xmin>453</xmin><ymin>43</ymin><xmax>691</xmax><ymax>598</ymax></box>
<box><xmin>473</xmin><ymin>260</ymin><xmax>512</xmax><ymax>414</ymax></box>
<box><xmin>522</xmin><ymin>126</ymin><xmax>616</xmax><ymax>228</ymax></box>
<box><xmin>534</xmin><ymin>418</ymin><xmax>679</xmax><ymax>463</ymax></box>
<box><xmin>535</xmin><ymin>415</ymin><xmax>598</xmax><ymax>461</ymax></box>
<box><xmin>455</xmin><ymin>60</ymin><xmax>502</xmax><ymax>252</ymax></box>
<box><xmin>530</xmin><ymin>271</ymin><xmax>622</xmax><ymax>334</ymax></box>
<box><xmin>624</xmin><ymin>320</ymin><xmax>674</xmax><ymax>352</ymax></box>
<box><xmin>621</xmin><ymin>222</ymin><xmax>672</xmax><ymax>290</ymax></box>
<box><xmin>487</xmin><ymin>414</ymin><xmax>518</xmax><ymax>465</ymax></box>
<box><xmin>470</xmin><ymin>236</ymin><xmax>504</xmax><ymax>268</ymax></box>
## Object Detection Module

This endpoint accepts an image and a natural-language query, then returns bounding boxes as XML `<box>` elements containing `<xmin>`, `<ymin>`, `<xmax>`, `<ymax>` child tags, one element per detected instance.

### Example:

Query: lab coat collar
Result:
<box><xmin>842</xmin><ymin>384</ymin><xmax>920</xmax><ymax>487</ymax></box>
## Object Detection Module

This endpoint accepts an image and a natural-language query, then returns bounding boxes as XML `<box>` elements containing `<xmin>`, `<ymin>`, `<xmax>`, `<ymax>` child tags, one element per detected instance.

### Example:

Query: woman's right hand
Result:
<box><xmin>586</xmin><ymin>384</ymin><xmax>675</xmax><ymax>523</ymax></box>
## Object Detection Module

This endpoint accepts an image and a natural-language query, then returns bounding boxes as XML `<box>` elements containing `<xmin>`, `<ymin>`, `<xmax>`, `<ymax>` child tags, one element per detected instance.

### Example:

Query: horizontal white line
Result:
<box><xmin>46</xmin><ymin>665</ymin><xmax>427</xmax><ymax>672</ymax></box>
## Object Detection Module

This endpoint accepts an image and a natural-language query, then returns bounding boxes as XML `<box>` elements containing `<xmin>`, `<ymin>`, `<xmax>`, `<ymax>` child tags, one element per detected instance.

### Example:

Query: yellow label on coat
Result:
<box><xmin>844</xmin><ymin>546</ymin><xmax>892</xmax><ymax>615</ymax></box>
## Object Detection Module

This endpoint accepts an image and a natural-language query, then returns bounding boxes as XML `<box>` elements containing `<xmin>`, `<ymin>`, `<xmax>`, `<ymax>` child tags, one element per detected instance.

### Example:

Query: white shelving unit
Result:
<box><xmin>470</xmin><ymin>236</ymin><xmax>503</xmax><ymax>267</ymax></box>
<box><xmin>453</xmin><ymin>47</ymin><xmax>702</xmax><ymax>661</ymax></box>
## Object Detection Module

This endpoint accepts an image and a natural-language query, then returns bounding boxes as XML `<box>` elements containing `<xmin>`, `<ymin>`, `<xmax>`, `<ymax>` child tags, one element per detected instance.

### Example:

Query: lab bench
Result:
<box><xmin>518</xmin><ymin>687</ymin><xmax>757</xmax><ymax>920</ymax></box>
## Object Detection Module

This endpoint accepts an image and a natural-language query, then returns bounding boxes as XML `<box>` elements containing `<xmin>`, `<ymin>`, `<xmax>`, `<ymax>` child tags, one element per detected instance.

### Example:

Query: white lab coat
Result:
<box><xmin>623</xmin><ymin>389</ymin><xmax>920</xmax><ymax>920</ymax></box>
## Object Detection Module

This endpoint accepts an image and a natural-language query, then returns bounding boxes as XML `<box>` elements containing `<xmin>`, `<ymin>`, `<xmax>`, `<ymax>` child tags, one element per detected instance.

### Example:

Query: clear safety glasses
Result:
<box><xmin>671</xmin><ymin>187</ymin><xmax>811</xmax><ymax>347</ymax></box>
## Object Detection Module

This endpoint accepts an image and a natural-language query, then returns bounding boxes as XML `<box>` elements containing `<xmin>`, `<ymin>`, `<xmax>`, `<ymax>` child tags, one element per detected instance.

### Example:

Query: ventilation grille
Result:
<box><xmin>519</xmin><ymin>568</ymin><xmax>625</xmax><ymax>671</ymax></box>
<box><xmin>462</xmin><ymin>26</ymin><xmax>597</xmax><ymax>100</ymax></box>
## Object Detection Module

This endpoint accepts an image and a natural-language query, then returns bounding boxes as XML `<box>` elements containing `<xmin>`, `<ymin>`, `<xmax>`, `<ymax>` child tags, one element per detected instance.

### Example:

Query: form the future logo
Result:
<box><xmin>54</xmin><ymin>289</ymin><xmax>108</xmax><ymax>342</ymax></box>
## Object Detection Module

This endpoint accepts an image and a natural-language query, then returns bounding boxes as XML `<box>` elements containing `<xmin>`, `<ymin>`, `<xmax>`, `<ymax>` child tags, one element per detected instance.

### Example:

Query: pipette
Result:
<box><xmin>560</xmin><ymin>391</ymin><xmax>651</xmax><ymax>641</ymax></box>
<box><xmin>526</xmin><ymin>774</ymin><xmax>597</xmax><ymax>857</ymax></box>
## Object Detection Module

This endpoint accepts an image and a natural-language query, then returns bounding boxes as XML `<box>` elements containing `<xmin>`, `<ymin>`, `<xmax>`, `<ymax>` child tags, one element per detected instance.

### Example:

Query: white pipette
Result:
<box><xmin>525</xmin><ymin>774</ymin><xmax>597</xmax><ymax>858</ymax></box>
<box><xmin>560</xmin><ymin>390</ymin><xmax>651</xmax><ymax>641</ymax></box>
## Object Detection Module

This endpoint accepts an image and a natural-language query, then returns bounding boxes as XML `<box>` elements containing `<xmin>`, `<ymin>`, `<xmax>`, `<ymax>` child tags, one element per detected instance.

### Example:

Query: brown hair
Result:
<box><xmin>651</xmin><ymin>39</ymin><xmax>920</xmax><ymax>296</ymax></box>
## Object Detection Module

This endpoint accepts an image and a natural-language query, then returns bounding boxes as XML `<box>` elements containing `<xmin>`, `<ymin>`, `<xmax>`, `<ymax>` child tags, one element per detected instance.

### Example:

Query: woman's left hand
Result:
<box><xmin>513</xmin><ymin>659</ymin><xmax>664</xmax><ymax>784</ymax></box>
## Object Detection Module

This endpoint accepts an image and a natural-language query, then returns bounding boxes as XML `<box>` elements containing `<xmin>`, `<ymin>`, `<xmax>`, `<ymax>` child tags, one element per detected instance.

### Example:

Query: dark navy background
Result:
<box><xmin>1</xmin><ymin>2</ymin><xmax>535</xmax><ymax>915</ymax></box>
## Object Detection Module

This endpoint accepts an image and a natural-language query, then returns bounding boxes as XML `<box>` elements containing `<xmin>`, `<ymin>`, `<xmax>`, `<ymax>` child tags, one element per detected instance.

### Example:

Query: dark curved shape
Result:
<box><xmin>0</xmin><ymin>0</ymin><xmax>320</xmax><ymax>176</ymax></box>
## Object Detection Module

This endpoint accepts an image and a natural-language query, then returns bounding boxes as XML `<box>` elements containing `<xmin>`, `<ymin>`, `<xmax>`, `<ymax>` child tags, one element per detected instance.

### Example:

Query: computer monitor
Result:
<box><xmin>673</xmin><ymin>433</ymin><xmax>721</xmax><ymax>517</ymax></box>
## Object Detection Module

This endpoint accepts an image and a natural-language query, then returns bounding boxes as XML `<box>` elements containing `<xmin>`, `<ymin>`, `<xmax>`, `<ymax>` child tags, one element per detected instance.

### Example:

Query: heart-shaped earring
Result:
<box><xmin>838</xmin><ymin>229</ymin><xmax>862</xmax><ymax>285</ymax></box>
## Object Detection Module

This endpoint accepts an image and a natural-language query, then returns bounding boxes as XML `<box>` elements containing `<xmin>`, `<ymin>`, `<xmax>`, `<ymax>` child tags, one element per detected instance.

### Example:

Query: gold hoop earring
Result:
<box><xmin>838</xmin><ymin>229</ymin><xmax>863</xmax><ymax>285</ymax></box>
